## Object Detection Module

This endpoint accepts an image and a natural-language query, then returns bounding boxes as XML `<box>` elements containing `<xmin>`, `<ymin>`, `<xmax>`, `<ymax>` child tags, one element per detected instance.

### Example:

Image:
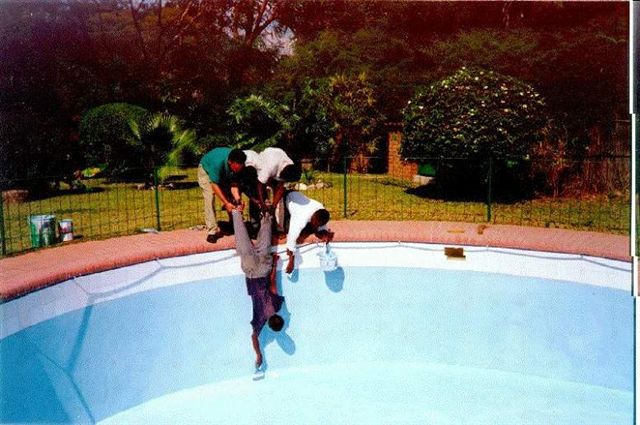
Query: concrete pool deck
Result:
<box><xmin>0</xmin><ymin>221</ymin><xmax>631</xmax><ymax>300</ymax></box>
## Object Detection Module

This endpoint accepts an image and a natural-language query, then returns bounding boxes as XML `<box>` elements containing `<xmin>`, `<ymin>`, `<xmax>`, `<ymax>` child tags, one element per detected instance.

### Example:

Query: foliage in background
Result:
<box><xmin>0</xmin><ymin>108</ymin><xmax>73</xmax><ymax>191</ymax></box>
<box><xmin>265</xmin><ymin>79</ymin><xmax>334</xmax><ymax>159</ymax></box>
<box><xmin>0</xmin><ymin>0</ymin><xmax>628</xmax><ymax>197</ymax></box>
<box><xmin>402</xmin><ymin>67</ymin><xmax>547</xmax><ymax>159</ymax></box>
<box><xmin>78</xmin><ymin>103</ymin><xmax>150</xmax><ymax>177</ymax></box>
<box><xmin>129</xmin><ymin>113</ymin><xmax>198</xmax><ymax>182</ymax></box>
<box><xmin>227</xmin><ymin>94</ymin><xmax>292</xmax><ymax>151</ymax></box>
<box><xmin>402</xmin><ymin>67</ymin><xmax>547</xmax><ymax>197</ymax></box>
<box><xmin>233</xmin><ymin>74</ymin><xmax>383</xmax><ymax>172</ymax></box>
<box><xmin>194</xmin><ymin>134</ymin><xmax>234</xmax><ymax>157</ymax></box>
<box><xmin>313</xmin><ymin>73</ymin><xmax>383</xmax><ymax>171</ymax></box>
<box><xmin>427</xmin><ymin>24</ymin><xmax>628</xmax><ymax>158</ymax></box>
<box><xmin>530</xmin><ymin>123</ymin><xmax>570</xmax><ymax>198</ymax></box>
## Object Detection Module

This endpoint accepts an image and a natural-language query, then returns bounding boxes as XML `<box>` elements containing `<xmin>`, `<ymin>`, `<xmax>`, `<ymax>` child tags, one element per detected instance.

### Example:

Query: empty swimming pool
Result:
<box><xmin>0</xmin><ymin>242</ymin><xmax>633</xmax><ymax>424</ymax></box>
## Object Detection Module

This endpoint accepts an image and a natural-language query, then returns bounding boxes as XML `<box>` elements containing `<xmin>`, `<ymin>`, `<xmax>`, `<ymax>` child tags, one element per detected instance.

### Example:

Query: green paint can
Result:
<box><xmin>28</xmin><ymin>214</ymin><xmax>57</xmax><ymax>248</ymax></box>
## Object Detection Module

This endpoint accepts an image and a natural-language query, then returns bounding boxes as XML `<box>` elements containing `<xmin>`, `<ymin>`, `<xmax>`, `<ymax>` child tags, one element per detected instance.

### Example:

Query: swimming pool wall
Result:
<box><xmin>2</xmin><ymin>242</ymin><xmax>631</xmax><ymax>340</ymax></box>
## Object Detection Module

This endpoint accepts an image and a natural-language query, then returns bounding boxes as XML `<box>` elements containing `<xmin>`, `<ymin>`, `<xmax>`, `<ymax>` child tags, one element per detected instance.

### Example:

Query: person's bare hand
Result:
<box><xmin>318</xmin><ymin>230</ymin><xmax>334</xmax><ymax>243</ymax></box>
<box><xmin>286</xmin><ymin>257</ymin><xmax>294</xmax><ymax>274</ymax></box>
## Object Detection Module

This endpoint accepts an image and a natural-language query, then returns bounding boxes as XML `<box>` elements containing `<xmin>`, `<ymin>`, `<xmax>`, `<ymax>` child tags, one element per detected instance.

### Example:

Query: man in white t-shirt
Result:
<box><xmin>243</xmin><ymin>149</ymin><xmax>260</xmax><ymax>170</ymax></box>
<box><xmin>284</xmin><ymin>191</ymin><xmax>334</xmax><ymax>273</ymax></box>
<box><xmin>256</xmin><ymin>148</ymin><xmax>301</xmax><ymax>231</ymax></box>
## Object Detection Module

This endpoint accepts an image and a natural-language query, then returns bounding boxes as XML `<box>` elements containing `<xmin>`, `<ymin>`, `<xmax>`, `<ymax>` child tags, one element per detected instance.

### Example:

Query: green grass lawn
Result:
<box><xmin>309</xmin><ymin>172</ymin><xmax>629</xmax><ymax>231</ymax></box>
<box><xmin>0</xmin><ymin>169</ymin><xmax>629</xmax><ymax>255</ymax></box>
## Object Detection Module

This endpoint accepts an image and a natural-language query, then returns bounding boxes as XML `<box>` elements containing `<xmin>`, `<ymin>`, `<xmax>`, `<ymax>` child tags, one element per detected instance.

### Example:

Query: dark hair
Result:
<box><xmin>228</xmin><ymin>148</ymin><xmax>246</xmax><ymax>164</ymax></box>
<box><xmin>241</xmin><ymin>165</ymin><xmax>258</xmax><ymax>181</ymax></box>
<box><xmin>313</xmin><ymin>208</ymin><xmax>330</xmax><ymax>226</ymax></box>
<box><xmin>279</xmin><ymin>164</ymin><xmax>302</xmax><ymax>182</ymax></box>
<box><xmin>268</xmin><ymin>314</ymin><xmax>284</xmax><ymax>332</ymax></box>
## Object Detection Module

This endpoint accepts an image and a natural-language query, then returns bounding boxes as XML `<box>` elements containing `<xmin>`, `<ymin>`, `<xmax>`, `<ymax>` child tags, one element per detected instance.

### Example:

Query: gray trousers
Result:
<box><xmin>232</xmin><ymin>210</ymin><xmax>273</xmax><ymax>279</ymax></box>
<box><xmin>197</xmin><ymin>164</ymin><xmax>220</xmax><ymax>235</ymax></box>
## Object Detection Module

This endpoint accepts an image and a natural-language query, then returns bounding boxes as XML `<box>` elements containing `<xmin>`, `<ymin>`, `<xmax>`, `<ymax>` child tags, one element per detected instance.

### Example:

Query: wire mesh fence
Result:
<box><xmin>0</xmin><ymin>156</ymin><xmax>630</xmax><ymax>257</ymax></box>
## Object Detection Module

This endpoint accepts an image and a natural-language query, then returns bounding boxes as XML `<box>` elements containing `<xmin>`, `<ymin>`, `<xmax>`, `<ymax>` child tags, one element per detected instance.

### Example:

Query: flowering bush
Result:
<box><xmin>401</xmin><ymin>67</ymin><xmax>547</xmax><ymax>160</ymax></box>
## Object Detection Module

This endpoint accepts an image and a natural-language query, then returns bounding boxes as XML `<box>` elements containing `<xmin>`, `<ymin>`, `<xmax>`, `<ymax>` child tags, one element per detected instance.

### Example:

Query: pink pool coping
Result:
<box><xmin>0</xmin><ymin>220</ymin><xmax>631</xmax><ymax>301</ymax></box>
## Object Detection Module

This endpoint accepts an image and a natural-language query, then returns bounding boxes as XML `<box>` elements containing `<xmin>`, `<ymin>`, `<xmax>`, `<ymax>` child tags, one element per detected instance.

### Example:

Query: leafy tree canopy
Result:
<box><xmin>401</xmin><ymin>67</ymin><xmax>547</xmax><ymax>160</ymax></box>
<box><xmin>78</xmin><ymin>103</ymin><xmax>150</xmax><ymax>174</ymax></box>
<box><xmin>227</xmin><ymin>94</ymin><xmax>292</xmax><ymax>151</ymax></box>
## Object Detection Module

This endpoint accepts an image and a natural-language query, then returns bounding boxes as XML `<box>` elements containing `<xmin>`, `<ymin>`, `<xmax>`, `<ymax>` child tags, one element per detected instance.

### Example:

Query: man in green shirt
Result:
<box><xmin>197</xmin><ymin>147</ymin><xmax>246</xmax><ymax>243</ymax></box>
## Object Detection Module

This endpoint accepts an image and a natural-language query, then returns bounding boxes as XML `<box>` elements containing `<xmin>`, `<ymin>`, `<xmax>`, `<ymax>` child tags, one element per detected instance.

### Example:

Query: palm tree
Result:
<box><xmin>129</xmin><ymin>113</ymin><xmax>197</xmax><ymax>183</ymax></box>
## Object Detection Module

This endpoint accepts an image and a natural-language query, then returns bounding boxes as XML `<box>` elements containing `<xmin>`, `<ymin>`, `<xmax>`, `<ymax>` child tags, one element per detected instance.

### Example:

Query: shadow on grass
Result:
<box><xmin>25</xmin><ymin>187</ymin><xmax>106</xmax><ymax>202</ymax></box>
<box><xmin>405</xmin><ymin>181</ymin><xmax>535</xmax><ymax>204</ymax></box>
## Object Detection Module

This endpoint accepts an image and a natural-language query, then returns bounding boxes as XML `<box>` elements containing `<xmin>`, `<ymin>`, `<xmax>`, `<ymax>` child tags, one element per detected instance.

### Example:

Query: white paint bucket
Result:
<box><xmin>58</xmin><ymin>219</ymin><xmax>74</xmax><ymax>242</ymax></box>
<box><xmin>318</xmin><ymin>243</ymin><xmax>338</xmax><ymax>272</ymax></box>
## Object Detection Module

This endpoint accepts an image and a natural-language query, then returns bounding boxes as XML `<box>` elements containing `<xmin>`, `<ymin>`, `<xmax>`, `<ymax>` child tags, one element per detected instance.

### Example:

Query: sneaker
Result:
<box><xmin>206</xmin><ymin>232</ymin><xmax>222</xmax><ymax>243</ymax></box>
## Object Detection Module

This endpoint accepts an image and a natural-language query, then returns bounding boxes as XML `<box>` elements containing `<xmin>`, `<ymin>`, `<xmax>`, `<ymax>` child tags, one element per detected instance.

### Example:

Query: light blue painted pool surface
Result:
<box><xmin>0</xmin><ymin>247</ymin><xmax>634</xmax><ymax>424</ymax></box>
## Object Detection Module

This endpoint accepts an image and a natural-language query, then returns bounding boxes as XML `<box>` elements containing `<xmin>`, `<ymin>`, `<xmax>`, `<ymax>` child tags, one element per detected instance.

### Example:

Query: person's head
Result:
<box><xmin>310</xmin><ymin>208</ymin><xmax>330</xmax><ymax>229</ymax></box>
<box><xmin>228</xmin><ymin>148</ymin><xmax>246</xmax><ymax>173</ymax></box>
<box><xmin>268</xmin><ymin>314</ymin><xmax>284</xmax><ymax>332</ymax></box>
<box><xmin>241</xmin><ymin>165</ymin><xmax>258</xmax><ymax>182</ymax></box>
<box><xmin>278</xmin><ymin>164</ymin><xmax>302</xmax><ymax>182</ymax></box>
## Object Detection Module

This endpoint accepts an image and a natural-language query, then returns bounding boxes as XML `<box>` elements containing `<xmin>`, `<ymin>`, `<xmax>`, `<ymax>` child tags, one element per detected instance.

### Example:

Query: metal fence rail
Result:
<box><xmin>0</xmin><ymin>156</ymin><xmax>630</xmax><ymax>257</ymax></box>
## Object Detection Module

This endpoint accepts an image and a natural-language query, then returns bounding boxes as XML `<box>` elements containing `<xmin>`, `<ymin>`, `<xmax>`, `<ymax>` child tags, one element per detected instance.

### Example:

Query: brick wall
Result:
<box><xmin>387</xmin><ymin>131</ymin><xmax>417</xmax><ymax>180</ymax></box>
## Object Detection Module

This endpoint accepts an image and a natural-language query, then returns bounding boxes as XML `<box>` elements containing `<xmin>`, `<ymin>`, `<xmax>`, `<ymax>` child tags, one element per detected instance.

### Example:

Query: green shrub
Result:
<box><xmin>402</xmin><ymin>67</ymin><xmax>547</xmax><ymax>160</ymax></box>
<box><xmin>129</xmin><ymin>113</ymin><xmax>198</xmax><ymax>182</ymax></box>
<box><xmin>79</xmin><ymin>103</ymin><xmax>150</xmax><ymax>176</ymax></box>
<box><xmin>401</xmin><ymin>67</ymin><xmax>547</xmax><ymax>197</ymax></box>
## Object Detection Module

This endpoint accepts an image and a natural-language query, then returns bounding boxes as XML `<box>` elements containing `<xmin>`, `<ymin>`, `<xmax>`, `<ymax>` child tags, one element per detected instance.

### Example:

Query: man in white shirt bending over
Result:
<box><xmin>284</xmin><ymin>191</ymin><xmax>334</xmax><ymax>273</ymax></box>
<box><xmin>256</xmin><ymin>148</ymin><xmax>301</xmax><ymax>231</ymax></box>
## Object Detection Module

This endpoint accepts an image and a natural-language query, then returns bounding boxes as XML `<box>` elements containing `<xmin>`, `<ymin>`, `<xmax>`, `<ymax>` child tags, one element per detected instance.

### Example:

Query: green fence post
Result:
<box><xmin>153</xmin><ymin>168</ymin><xmax>161</xmax><ymax>231</ymax></box>
<box><xmin>0</xmin><ymin>191</ymin><xmax>6</xmax><ymax>256</ymax></box>
<box><xmin>343</xmin><ymin>155</ymin><xmax>348</xmax><ymax>218</ymax></box>
<box><xmin>486</xmin><ymin>157</ymin><xmax>493</xmax><ymax>222</ymax></box>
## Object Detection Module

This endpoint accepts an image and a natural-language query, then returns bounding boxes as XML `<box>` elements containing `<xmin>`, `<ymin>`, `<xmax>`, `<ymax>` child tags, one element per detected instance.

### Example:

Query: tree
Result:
<box><xmin>224</xmin><ymin>0</ymin><xmax>297</xmax><ymax>49</ymax></box>
<box><xmin>0</xmin><ymin>1</ymin><xmax>101</xmax><ymax>184</ymax></box>
<box><xmin>402</xmin><ymin>67</ymin><xmax>547</xmax><ymax>197</ymax></box>
<box><xmin>276</xmin><ymin>1</ymin><xmax>627</xmax><ymax>153</ymax></box>
<box><xmin>129</xmin><ymin>113</ymin><xmax>198</xmax><ymax>182</ymax></box>
<box><xmin>230</xmin><ymin>74</ymin><xmax>382</xmax><ymax>170</ymax></box>
<box><xmin>402</xmin><ymin>67</ymin><xmax>547</xmax><ymax>159</ymax></box>
<box><xmin>78</xmin><ymin>103</ymin><xmax>150</xmax><ymax>176</ymax></box>
<box><xmin>227</xmin><ymin>94</ymin><xmax>292</xmax><ymax>151</ymax></box>
<box><xmin>271</xmin><ymin>27</ymin><xmax>421</xmax><ymax>124</ymax></box>
<box><xmin>317</xmin><ymin>73</ymin><xmax>383</xmax><ymax>171</ymax></box>
<box><xmin>427</xmin><ymin>18</ymin><xmax>627</xmax><ymax>157</ymax></box>
<box><xmin>285</xmin><ymin>80</ymin><xmax>334</xmax><ymax>159</ymax></box>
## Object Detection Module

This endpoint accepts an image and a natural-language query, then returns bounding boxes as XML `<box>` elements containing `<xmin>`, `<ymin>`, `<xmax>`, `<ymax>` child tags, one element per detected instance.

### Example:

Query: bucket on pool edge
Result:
<box><xmin>318</xmin><ymin>243</ymin><xmax>338</xmax><ymax>272</ymax></box>
<box><xmin>58</xmin><ymin>219</ymin><xmax>74</xmax><ymax>242</ymax></box>
<box><xmin>28</xmin><ymin>214</ymin><xmax>57</xmax><ymax>248</ymax></box>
